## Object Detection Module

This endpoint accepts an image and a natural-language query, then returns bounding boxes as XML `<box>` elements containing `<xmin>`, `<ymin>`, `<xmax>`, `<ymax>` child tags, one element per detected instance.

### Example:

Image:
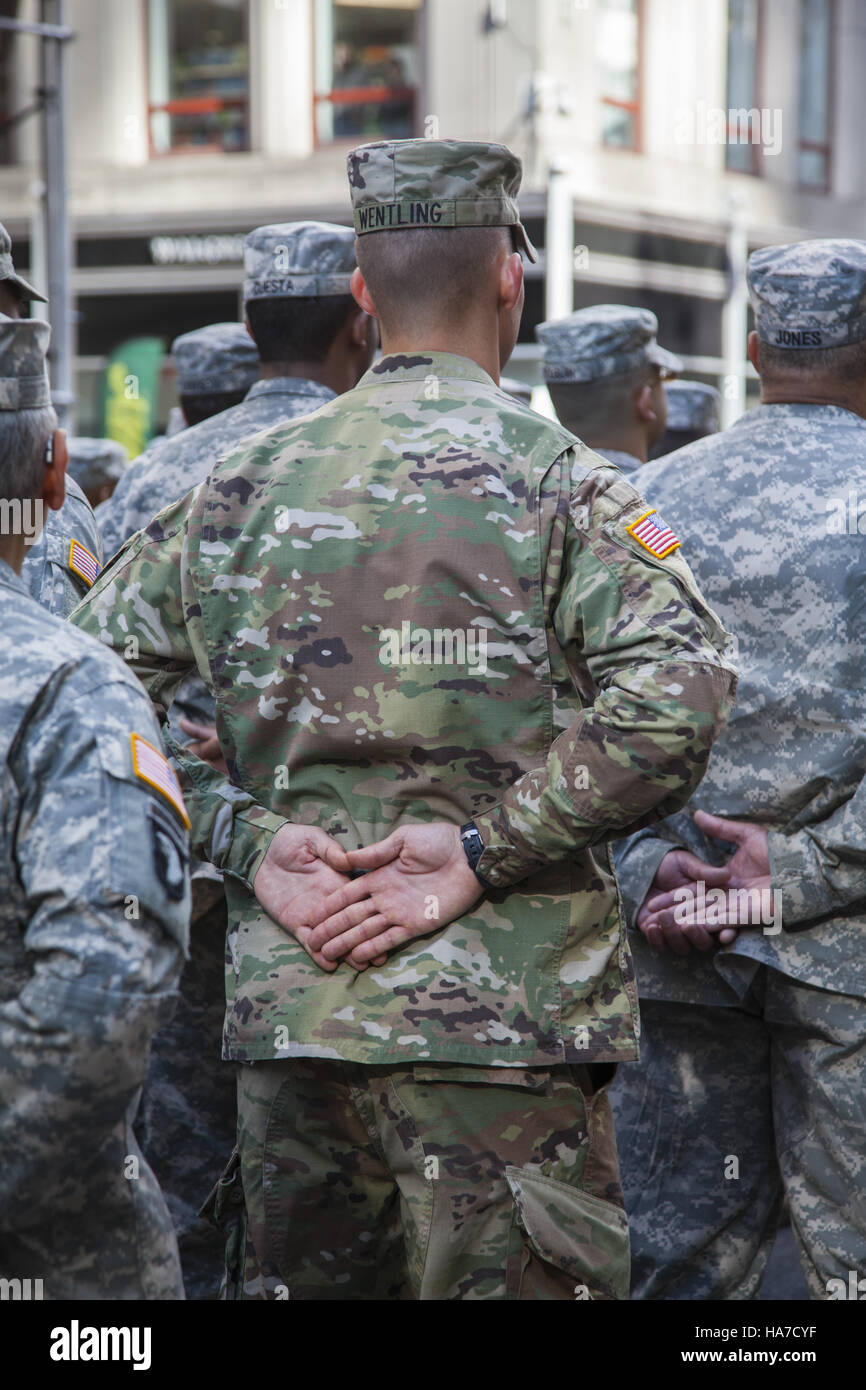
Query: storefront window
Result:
<box><xmin>597</xmin><ymin>0</ymin><xmax>641</xmax><ymax>151</ymax></box>
<box><xmin>148</xmin><ymin>0</ymin><xmax>250</xmax><ymax>155</ymax></box>
<box><xmin>315</xmin><ymin>0</ymin><xmax>420</xmax><ymax>145</ymax></box>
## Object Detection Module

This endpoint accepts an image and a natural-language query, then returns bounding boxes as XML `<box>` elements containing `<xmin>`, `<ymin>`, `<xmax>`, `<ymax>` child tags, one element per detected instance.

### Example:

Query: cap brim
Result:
<box><xmin>513</xmin><ymin>221</ymin><xmax>538</xmax><ymax>264</ymax></box>
<box><xmin>7</xmin><ymin>270</ymin><xmax>47</xmax><ymax>303</ymax></box>
<box><xmin>649</xmin><ymin>343</ymin><xmax>683</xmax><ymax>376</ymax></box>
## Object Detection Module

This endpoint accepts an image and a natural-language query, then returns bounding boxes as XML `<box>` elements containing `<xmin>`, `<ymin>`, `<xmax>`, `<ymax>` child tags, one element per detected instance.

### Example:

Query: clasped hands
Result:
<box><xmin>637</xmin><ymin>809</ymin><xmax>775</xmax><ymax>957</ymax></box>
<box><xmin>253</xmin><ymin>822</ymin><xmax>485</xmax><ymax>973</ymax></box>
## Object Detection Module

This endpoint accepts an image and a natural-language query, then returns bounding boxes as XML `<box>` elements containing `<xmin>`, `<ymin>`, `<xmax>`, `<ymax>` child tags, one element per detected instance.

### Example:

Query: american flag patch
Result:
<box><xmin>626</xmin><ymin>509</ymin><xmax>681</xmax><ymax>559</ymax></box>
<box><xmin>68</xmin><ymin>538</ymin><xmax>101</xmax><ymax>587</ymax></box>
<box><xmin>130</xmin><ymin>733</ymin><xmax>191</xmax><ymax>828</ymax></box>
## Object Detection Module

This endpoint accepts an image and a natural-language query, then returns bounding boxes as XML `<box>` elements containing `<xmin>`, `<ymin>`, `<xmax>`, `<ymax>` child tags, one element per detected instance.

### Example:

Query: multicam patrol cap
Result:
<box><xmin>0</xmin><ymin>316</ymin><xmax>51</xmax><ymax>409</ymax></box>
<box><xmin>537</xmin><ymin>304</ymin><xmax>683</xmax><ymax>383</ymax></box>
<box><xmin>664</xmin><ymin>379</ymin><xmax>721</xmax><ymax>433</ymax></box>
<box><xmin>0</xmin><ymin>220</ymin><xmax>46</xmax><ymax>303</ymax></box>
<box><xmin>66</xmin><ymin>437</ymin><xmax>130</xmax><ymax>493</ymax></box>
<box><xmin>347</xmin><ymin>139</ymin><xmax>538</xmax><ymax>262</ymax></box>
<box><xmin>747</xmin><ymin>238</ymin><xmax>866</xmax><ymax>349</ymax></box>
<box><xmin>243</xmin><ymin>221</ymin><xmax>356</xmax><ymax>301</ymax></box>
<box><xmin>171</xmin><ymin>322</ymin><xmax>260</xmax><ymax>396</ymax></box>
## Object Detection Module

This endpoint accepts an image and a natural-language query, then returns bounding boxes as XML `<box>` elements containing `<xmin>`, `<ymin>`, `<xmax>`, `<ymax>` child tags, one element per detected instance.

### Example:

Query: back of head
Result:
<box><xmin>243</xmin><ymin>220</ymin><xmax>358</xmax><ymax>364</ymax></box>
<box><xmin>748</xmin><ymin>238</ymin><xmax>866</xmax><ymax>401</ymax></box>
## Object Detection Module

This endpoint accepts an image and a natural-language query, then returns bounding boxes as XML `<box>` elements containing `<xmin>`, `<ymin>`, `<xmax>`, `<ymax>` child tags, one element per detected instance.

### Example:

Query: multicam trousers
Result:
<box><xmin>205</xmin><ymin>1059</ymin><xmax>630</xmax><ymax>1300</ymax></box>
<box><xmin>609</xmin><ymin>968</ymin><xmax>866</xmax><ymax>1300</ymax></box>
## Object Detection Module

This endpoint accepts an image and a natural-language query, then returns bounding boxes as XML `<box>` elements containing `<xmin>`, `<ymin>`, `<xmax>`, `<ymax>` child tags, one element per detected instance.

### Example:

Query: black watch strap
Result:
<box><xmin>460</xmin><ymin>821</ymin><xmax>486</xmax><ymax>877</ymax></box>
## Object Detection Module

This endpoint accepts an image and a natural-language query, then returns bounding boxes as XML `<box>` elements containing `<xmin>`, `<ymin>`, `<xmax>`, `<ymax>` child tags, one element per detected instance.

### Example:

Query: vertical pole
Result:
<box><xmin>40</xmin><ymin>0</ymin><xmax>74</xmax><ymax>426</ymax></box>
<box><xmin>545</xmin><ymin>164</ymin><xmax>573</xmax><ymax>322</ymax></box>
<box><xmin>721</xmin><ymin>198</ymin><xmax>748</xmax><ymax>429</ymax></box>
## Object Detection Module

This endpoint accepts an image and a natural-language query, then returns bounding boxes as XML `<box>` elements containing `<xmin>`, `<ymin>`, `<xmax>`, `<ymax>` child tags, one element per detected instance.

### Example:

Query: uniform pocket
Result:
<box><xmin>505</xmin><ymin>1164</ymin><xmax>630</xmax><ymax>1301</ymax></box>
<box><xmin>200</xmin><ymin>1146</ymin><xmax>246</xmax><ymax>1300</ymax></box>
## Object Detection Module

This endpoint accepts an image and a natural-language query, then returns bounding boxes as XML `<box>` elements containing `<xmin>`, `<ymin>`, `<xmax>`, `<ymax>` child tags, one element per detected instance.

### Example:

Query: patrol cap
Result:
<box><xmin>66</xmin><ymin>436</ymin><xmax>130</xmax><ymax>492</ymax></box>
<box><xmin>172</xmin><ymin>322</ymin><xmax>260</xmax><ymax>396</ymax></box>
<box><xmin>748</xmin><ymin>238</ymin><xmax>866</xmax><ymax>349</ymax></box>
<box><xmin>536</xmin><ymin>304</ymin><xmax>683</xmax><ymax>383</ymax></box>
<box><xmin>347</xmin><ymin>138</ymin><xmax>538</xmax><ymax>263</ymax></box>
<box><xmin>500</xmin><ymin>375</ymin><xmax>533</xmax><ymax>406</ymax></box>
<box><xmin>0</xmin><ymin>220</ymin><xmax>46</xmax><ymax>303</ymax></box>
<box><xmin>663</xmin><ymin>379</ymin><xmax>721</xmax><ymax>433</ymax></box>
<box><xmin>0</xmin><ymin>316</ymin><xmax>51</xmax><ymax>410</ymax></box>
<box><xmin>243</xmin><ymin>220</ymin><xmax>356</xmax><ymax>301</ymax></box>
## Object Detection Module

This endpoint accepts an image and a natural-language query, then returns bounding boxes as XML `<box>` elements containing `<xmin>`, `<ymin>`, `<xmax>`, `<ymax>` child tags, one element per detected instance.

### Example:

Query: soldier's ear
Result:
<box><xmin>498</xmin><ymin>251</ymin><xmax>523</xmax><ymax>314</ymax></box>
<box><xmin>42</xmin><ymin>427</ymin><xmax>67</xmax><ymax>512</ymax></box>
<box><xmin>634</xmin><ymin>383</ymin><xmax>657</xmax><ymax>423</ymax></box>
<box><xmin>351</xmin><ymin>267</ymin><xmax>378</xmax><ymax>319</ymax></box>
<box><xmin>747</xmin><ymin>330</ymin><xmax>760</xmax><ymax>374</ymax></box>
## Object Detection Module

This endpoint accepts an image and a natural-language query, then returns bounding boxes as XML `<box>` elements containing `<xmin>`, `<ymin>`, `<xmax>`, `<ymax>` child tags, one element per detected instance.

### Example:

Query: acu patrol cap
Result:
<box><xmin>347</xmin><ymin>138</ymin><xmax>538</xmax><ymax>262</ymax></box>
<box><xmin>0</xmin><ymin>316</ymin><xmax>51</xmax><ymax>409</ymax></box>
<box><xmin>171</xmin><ymin>321</ymin><xmax>260</xmax><ymax>396</ymax></box>
<box><xmin>536</xmin><ymin>304</ymin><xmax>683</xmax><ymax>383</ymax></box>
<box><xmin>748</xmin><ymin>238</ymin><xmax>866</xmax><ymax>349</ymax></box>
<box><xmin>0</xmin><ymin>220</ymin><xmax>46</xmax><ymax>304</ymax></box>
<box><xmin>66</xmin><ymin>436</ymin><xmax>130</xmax><ymax>492</ymax></box>
<box><xmin>664</xmin><ymin>379</ymin><xmax>721</xmax><ymax>433</ymax></box>
<box><xmin>243</xmin><ymin>220</ymin><xmax>356</xmax><ymax>301</ymax></box>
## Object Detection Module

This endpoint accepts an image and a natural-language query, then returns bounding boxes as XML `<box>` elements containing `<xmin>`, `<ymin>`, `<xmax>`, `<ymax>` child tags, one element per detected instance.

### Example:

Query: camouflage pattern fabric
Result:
<box><xmin>347</xmin><ymin>138</ymin><xmax>537</xmax><ymax>259</ymax></box>
<box><xmin>66</xmin><ymin>435</ymin><xmax>130</xmax><ymax>495</ymax></box>
<box><xmin>134</xmin><ymin>897</ymin><xmax>236</xmax><ymax>1300</ymax></box>
<box><xmin>21</xmin><ymin>474</ymin><xmax>105</xmax><ymax>618</ymax></box>
<box><xmin>609</xmin><ymin>975</ymin><xmax>866</xmax><ymax>1300</ymax></box>
<box><xmin>172</xmin><ymin>322</ymin><xmax>259</xmax><ymax>396</ymax></box>
<box><xmin>620</xmin><ymin>402</ymin><xmax>866</xmax><ymax>1001</ymax></box>
<box><xmin>536</xmin><ymin>304</ymin><xmax>682</xmax><ymax>383</ymax></box>
<box><xmin>748</xmin><ymin>237</ymin><xmax>866</xmax><ymax>349</ymax></box>
<box><xmin>206</xmin><ymin>1058</ymin><xmax>627</xmax><ymax>1300</ymax></box>
<box><xmin>243</xmin><ymin>221</ymin><xmax>355</xmax><ymax>300</ymax></box>
<box><xmin>663</xmin><ymin>380</ymin><xmax>720</xmax><ymax>433</ymax></box>
<box><xmin>73</xmin><ymin>349</ymin><xmax>735</xmax><ymax>1069</ymax></box>
<box><xmin>0</xmin><ymin>558</ymin><xmax>189</xmax><ymax>1299</ymax></box>
<box><xmin>0</xmin><ymin>219</ymin><xmax>45</xmax><ymax>302</ymax></box>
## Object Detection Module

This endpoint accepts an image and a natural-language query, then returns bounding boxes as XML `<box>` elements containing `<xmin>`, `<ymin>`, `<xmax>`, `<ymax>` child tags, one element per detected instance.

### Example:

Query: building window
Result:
<box><xmin>597</xmin><ymin>0</ymin><xmax>642</xmax><ymax>151</ymax></box>
<box><xmin>314</xmin><ymin>0</ymin><xmax>421</xmax><ymax>145</ymax></box>
<box><xmin>725</xmin><ymin>0</ymin><xmax>761</xmax><ymax>174</ymax></box>
<box><xmin>148</xmin><ymin>0</ymin><xmax>250</xmax><ymax>155</ymax></box>
<box><xmin>797</xmin><ymin>0</ymin><xmax>833</xmax><ymax>190</ymax></box>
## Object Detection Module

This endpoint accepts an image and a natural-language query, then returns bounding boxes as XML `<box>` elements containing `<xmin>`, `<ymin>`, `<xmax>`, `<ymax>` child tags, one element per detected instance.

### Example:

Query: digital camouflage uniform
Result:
<box><xmin>0</xmin><ymin>218</ymin><xmax>46</xmax><ymax>309</ymax></box>
<box><xmin>650</xmin><ymin>379</ymin><xmax>721</xmax><ymax>460</ymax></box>
<box><xmin>611</xmin><ymin>239</ymin><xmax>866</xmax><ymax>1301</ymax></box>
<box><xmin>21</xmin><ymin>472</ymin><xmax>104</xmax><ymax>617</ymax></box>
<box><xmin>0</xmin><ymin>318</ymin><xmax>190</xmax><ymax>1299</ymax></box>
<box><xmin>93</xmin><ymin>232</ymin><xmax>357</xmax><ymax>1301</ymax></box>
<box><xmin>66</xmin><ymin>435</ymin><xmax>130</xmax><ymax>503</ymax></box>
<box><xmin>537</xmin><ymin>304</ymin><xmax>683</xmax><ymax>476</ymax></box>
<box><xmin>75</xmin><ymin>140</ymin><xmax>736</xmax><ymax>1301</ymax></box>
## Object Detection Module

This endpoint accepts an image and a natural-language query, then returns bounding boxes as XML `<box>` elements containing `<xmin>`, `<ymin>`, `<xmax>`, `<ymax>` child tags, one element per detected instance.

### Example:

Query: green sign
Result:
<box><xmin>101</xmin><ymin>336</ymin><xmax>164</xmax><ymax>458</ymax></box>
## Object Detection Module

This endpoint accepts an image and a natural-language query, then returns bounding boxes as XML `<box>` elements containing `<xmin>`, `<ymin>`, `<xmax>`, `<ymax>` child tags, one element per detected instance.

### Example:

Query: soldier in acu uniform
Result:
<box><xmin>649</xmin><ymin>379</ymin><xmax>721</xmax><ymax>459</ymax></box>
<box><xmin>66</xmin><ymin>435</ymin><xmax>130</xmax><ymax>508</ymax></box>
<box><xmin>74</xmin><ymin>138</ymin><xmax>735</xmax><ymax>1301</ymax></box>
<box><xmin>0</xmin><ymin>316</ymin><xmax>189</xmax><ymax>1299</ymax></box>
<box><xmin>610</xmin><ymin>238</ymin><xmax>866</xmax><ymax>1300</ymax></box>
<box><xmin>537</xmin><ymin>304</ymin><xmax>682</xmax><ymax>475</ymax></box>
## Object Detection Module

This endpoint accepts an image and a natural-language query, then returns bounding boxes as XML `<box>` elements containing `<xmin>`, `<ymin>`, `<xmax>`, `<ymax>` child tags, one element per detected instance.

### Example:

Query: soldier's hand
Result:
<box><xmin>254</xmin><ymin>824</ymin><xmax>356</xmax><ymax>973</ymax></box>
<box><xmin>637</xmin><ymin>848</ymin><xmax>733</xmax><ymax>956</ymax></box>
<box><xmin>306</xmin><ymin>823</ymin><xmax>484</xmax><ymax>966</ymax></box>
<box><xmin>178</xmin><ymin>717</ymin><xmax>228</xmax><ymax>775</ymax></box>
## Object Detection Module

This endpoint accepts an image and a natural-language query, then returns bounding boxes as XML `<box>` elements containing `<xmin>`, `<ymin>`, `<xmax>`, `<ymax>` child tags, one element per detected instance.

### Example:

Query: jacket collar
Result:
<box><xmin>358</xmin><ymin>351</ymin><xmax>498</xmax><ymax>390</ymax></box>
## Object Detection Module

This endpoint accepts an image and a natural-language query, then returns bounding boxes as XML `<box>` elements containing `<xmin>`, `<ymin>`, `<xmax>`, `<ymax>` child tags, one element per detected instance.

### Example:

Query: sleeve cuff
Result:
<box><xmin>223</xmin><ymin>807</ymin><xmax>290</xmax><ymax>888</ymax></box>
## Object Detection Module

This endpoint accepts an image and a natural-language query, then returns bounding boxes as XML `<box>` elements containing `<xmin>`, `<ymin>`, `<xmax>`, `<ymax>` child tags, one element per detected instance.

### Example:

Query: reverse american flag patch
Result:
<box><xmin>68</xmin><ymin>538</ymin><xmax>101</xmax><ymax>587</ymax></box>
<box><xmin>626</xmin><ymin>508</ymin><xmax>681</xmax><ymax>559</ymax></box>
<box><xmin>130</xmin><ymin>733</ymin><xmax>191</xmax><ymax>828</ymax></box>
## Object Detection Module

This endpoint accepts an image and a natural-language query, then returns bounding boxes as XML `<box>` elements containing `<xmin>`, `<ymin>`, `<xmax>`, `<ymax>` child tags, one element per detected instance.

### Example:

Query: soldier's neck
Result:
<box><xmin>759</xmin><ymin>382</ymin><xmax>866</xmax><ymax>419</ymax></box>
<box><xmin>581</xmin><ymin>424</ymin><xmax>649</xmax><ymax>463</ymax></box>
<box><xmin>0</xmin><ymin>535</ymin><xmax>25</xmax><ymax>574</ymax></box>
<box><xmin>378</xmin><ymin>327</ymin><xmax>502</xmax><ymax>385</ymax></box>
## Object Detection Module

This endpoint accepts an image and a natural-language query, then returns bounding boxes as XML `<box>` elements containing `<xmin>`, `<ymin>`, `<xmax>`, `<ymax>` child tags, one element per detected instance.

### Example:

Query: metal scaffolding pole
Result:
<box><xmin>38</xmin><ymin>0</ymin><xmax>74</xmax><ymax>424</ymax></box>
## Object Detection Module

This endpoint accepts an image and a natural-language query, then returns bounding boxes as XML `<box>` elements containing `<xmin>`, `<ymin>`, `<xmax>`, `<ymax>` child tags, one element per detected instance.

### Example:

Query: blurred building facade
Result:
<box><xmin>0</xmin><ymin>0</ymin><xmax>863</xmax><ymax>431</ymax></box>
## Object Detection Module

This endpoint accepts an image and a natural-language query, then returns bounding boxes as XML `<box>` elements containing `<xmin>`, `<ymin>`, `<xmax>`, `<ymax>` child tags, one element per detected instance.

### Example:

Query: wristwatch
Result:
<box><xmin>460</xmin><ymin>821</ymin><xmax>488</xmax><ymax>883</ymax></box>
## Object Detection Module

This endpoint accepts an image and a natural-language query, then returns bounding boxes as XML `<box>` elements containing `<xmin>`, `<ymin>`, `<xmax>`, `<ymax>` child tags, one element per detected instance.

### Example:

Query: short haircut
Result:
<box><xmin>0</xmin><ymin>404</ymin><xmax>57</xmax><ymax>504</ymax></box>
<box><xmin>180</xmin><ymin>388</ymin><xmax>248</xmax><ymax>427</ymax></box>
<box><xmin>548</xmin><ymin>365</ymin><xmax>655</xmax><ymax>440</ymax></box>
<box><xmin>757</xmin><ymin>337</ymin><xmax>866</xmax><ymax>383</ymax></box>
<box><xmin>355</xmin><ymin>225</ymin><xmax>514</xmax><ymax>330</ymax></box>
<box><xmin>245</xmin><ymin>294</ymin><xmax>358</xmax><ymax>363</ymax></box>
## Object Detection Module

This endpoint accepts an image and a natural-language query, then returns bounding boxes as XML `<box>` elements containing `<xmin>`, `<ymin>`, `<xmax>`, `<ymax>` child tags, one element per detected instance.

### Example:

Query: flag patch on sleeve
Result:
<box><xmin>130</xmin><ymin>733</ymin><xmax>191</xmax><ymax>828</ymax></box>
<box><xmin>68</xmin><ymin>538</ymin><xmax>101</xmax><ymax>587</ymax></box>
<box><xmin>626</xmin><ymin>509</ymin><xmax>681</xmax><ymax>559</ymax></box>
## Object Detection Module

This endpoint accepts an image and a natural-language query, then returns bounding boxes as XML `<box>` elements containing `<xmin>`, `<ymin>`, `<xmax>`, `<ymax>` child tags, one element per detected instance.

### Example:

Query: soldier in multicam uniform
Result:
<box><xmin>537</xmin><ymin>304</ymin><xmax>682</xmax><ymax>474</ymax></box>
<box><xmin>649</xmin><ymin>379</ymin><xmax>721</xmax><ymax>459</ymax></box>
<box><xmin>66</xmin><ymin>435</ymin><xmax>130</xmax><ymax>508</ymax></box>
<box><xmin>96</xmin><ymin>229</ymin><xmax>375</xmax><ymax>1302</ymax></box>
<box><xmin>609</xmin><ymin>239</ymin><xmax>866</xmax><ymax>1300</ymax></box>
<box><xmin>97</xmin><ymin>226</ymin><xmax>376</xmax><ymax>560</ymax></box>
<box><xmin>0</xmin><ymin>316</ymin><xmax>189</xmax><ymax>1299</ymax></box>
<box><xmin>74</xmin><ymin>137</ymin><xmax>735</xmax><ymax>1301</ymax></box>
